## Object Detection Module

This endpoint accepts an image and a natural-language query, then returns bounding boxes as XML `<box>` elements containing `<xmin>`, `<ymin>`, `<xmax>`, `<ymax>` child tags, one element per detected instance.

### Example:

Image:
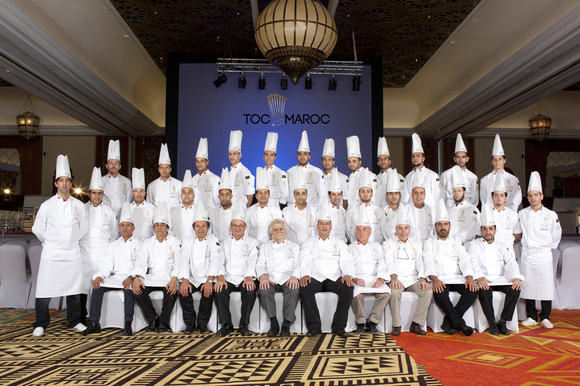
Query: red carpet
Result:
<box><xmin>393</xmin><ymin>310</ymin><xmax>580</xmax><ymax>385</ymax></box>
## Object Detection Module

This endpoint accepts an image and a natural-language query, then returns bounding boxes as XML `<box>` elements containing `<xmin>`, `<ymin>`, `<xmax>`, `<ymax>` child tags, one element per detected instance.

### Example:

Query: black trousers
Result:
<box><xmin>432</xmin><ymin>284</ymin><xmax>478</xmax><ymax>330</ymax></box>
<box><xmin>80</xmin><ymin>293</ymin><xmax>88</xmax><ymax>325</ymax></box>
<box><xmin>478</xmin><ymin>285</ymin><xmax>520</xmax><ymax>323</ymax></box>
<box><xmin>214</xmin><ymin>281</ymin><xmax>257</xmax><ymax>326</ymax></box>
<box><xmin>300</xmin><ymin>278</ymin><xmax>354</xmax><ymax>331</ymax></box>
<box><xmin>88</xmin><ymin>287</ymin><xmax>135</xmax><ymax>324</ymax></box>
<box><xmin>33</xmin><ymin>295</ymin><xmax>82</xmax><ymax>329</ymax></box>
<box><xmin>134</xmin><ymin>287</ymin><xmax>177</xmax><ymax>326</ymax></box>
<box><xmin>526</xmin><ymin>299</ymin><xmax>552</xmax><ymax>321</ymax></box>
<box><xmin>179</xmin><ymin>282</ymin><xmax>214</xmax><ymax>328</ymax></box>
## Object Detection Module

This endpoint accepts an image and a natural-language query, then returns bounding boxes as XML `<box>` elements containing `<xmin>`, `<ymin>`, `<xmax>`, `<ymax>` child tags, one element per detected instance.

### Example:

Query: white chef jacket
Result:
<box><xmin>320</xmin><ymin>168</ymin><xmax>348</xmax><ymax>207</ymax></box>
<box><xmin>93</xmin><ymin>236</ymin><xmax>140</xmax><ymax>289</ymax></box>
<box><xmin>480</xmin><ymin>171</ymin><xmax>522</xmax><ymax>212</ymax></box>
<box><xmin>448</xmin><ymin>201</ymin><xmax>481</xmax><ymax>244</ymax></box>
<box><xmin>518</xmin><ymin>206</ymin><xmax>561</xmax><ymax>300</ymax></box>
<box><xmin>287</xmin><ymin>163</ymin><xmax>325</xmax><ymax>208</ymax></box>
<box><xmin>229</xmin><ymin>162</ymin><xmax>256</xmax><ymax>206</ymax></box>
<box><xmin>102</xmin><ymin>173</ymin><xmax>132</xmax><ymax>216</ymax></box>
<box><xmin>406</xmin><ymin>204</ymin><xmax>435</xmax><ymax>242</ymax></box>
<box><xmin>170</xmin><ymin>204</ymin><xmax>195</xmax><ymax>242</ymax></box>
<box><xmin>491</xmin><ymin>205</ymin><xmax>521</xmax><ymax>248</ymax></box>
<box><xmin>404</xmin><ymin>167</ymin><xmax>444</xmax><ymax>209</ymax></box>
<box><xmin>265</xmin><ymin>165</ymin><xmax>289</xmax><ymax>206</ymax></box>
<box><xmin>440</xmin><ymin>167</ymin><xmax>479</xmax><ymax>207</ymax></box>
<box><xmin>219</xmin><ymin>236</ymin><xmax>259</xmax><ymax>285</ymax></box>
<box><xmin>346</xmin><ymin>203</ymin><xmax>385</xmax><ymax>244</ymax></box>
<box><xmin>131</xmin><ymin>201</ymin><xmax>156</xmax><ymax>241</ymax></box>
<box><xmin>346</xmin><ymin>167</ymin><xmax>380</xmax><ymax>209</ymax></box>
<box><xmin>80</xmin><ymin>202</ymin><xmax>118</xmax><ymax>293</ymax></box>
<box><xmin>32</xmin><ymin>194</ymin><xmax>88</xmax><ymax>298</ymax></box>
<box><xmin>147</xmin><ymin>177</ymin><xmax>183</xmax><ymax>210</ymax></box>
<box><xmin>422</xmin><ymin>235</ymin><xmax>474</xmax><ymax>281</ymax></box>
<box><xmin>349</xmin><ymin>241</ymin><xmax>390</xmax><ymax>297</ymax></box>
<box><xmin>210</xmin><ymin>203</ymin><xmax>246</xmax><ymax>243</ymax></box>
<box><xmin>383</xmin><ymin>236</ymin><xmax>428</xmax><ymax>288</ymax></box>
<box><xmin>301</xmin><ymin>236</ymin><xmax>355</xmax><ymax>282</ymax></box>
<box><xmin>133</xmin><ymin>235</ymin><xmax>181</xmax><ymax>287</ymax></box>
<box><xmin>381</xmin><ymin>205</ymin><xmax>401</xmax><ymax>240</ymax></box>
<box><xmin>282</xmin><ymin>204</ymin><xmax>318</xmax><ymax>245</ymax></box>
<box><xmin>468</xmin><ymin>238</ymin><xmax>523</xmax><ymax>282</ymax></box>
<box><xmin>376</xmin><ymin>168</ymin><xmax>409</xmax><ymax>208</ymax></box>
<box><xmin>330</xmin><ymin>204</ymin><xmax>347</xmax><ymax>243</ymax></box>
<box><xmin>246</xmin><ymin>203</ymin><xmax>282</xmax><ymax>243</ymax></box>
<box><xmin>256</xmin><ymin>239</ymin><xmax>301</xmax><ymax>285</ymax></box>
<box><xmin>179</xmin><ymin>234</ymin><xmax>222</xmax><ymax>287</ymax></box>
<box><xmin>193</xmin><ymin>169</ymin><xmax>220</xmax><ymax>212</ymax></box>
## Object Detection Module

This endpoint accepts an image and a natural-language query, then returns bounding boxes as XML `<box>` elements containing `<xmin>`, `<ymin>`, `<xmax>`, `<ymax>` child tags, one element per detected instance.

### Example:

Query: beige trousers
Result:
<box><xmin>389</xmin><ymin>281</ymin><xmax>433</xmax><ymax>327</ymax></box>
<box><xmin>351</xmin><ymin>292</ymin><xmax>390</xmax><ymax>324</ymax></box>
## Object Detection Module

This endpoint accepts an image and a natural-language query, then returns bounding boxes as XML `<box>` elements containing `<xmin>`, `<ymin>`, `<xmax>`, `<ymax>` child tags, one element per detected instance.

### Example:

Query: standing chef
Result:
<box><xmin>147</xmin><ymin>143</ymin><xmax>183</xmax><ymax>210</ymax></box>
<box><xmin>101</xmin><ymin>139</ymin><xmax>132</xmax><ymax>216</ymax></box>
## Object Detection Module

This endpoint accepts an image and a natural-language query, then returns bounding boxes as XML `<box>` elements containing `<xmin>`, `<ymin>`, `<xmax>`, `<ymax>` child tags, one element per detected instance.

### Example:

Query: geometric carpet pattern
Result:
<box><xmin>0</xmin><ymin>309</ymin><xmax>440</xmax><ymax>386</ymax></box>
<box><xmin>393</xmin><ymin>310</ymin><xmax>580</xmax><ymax>386</ymax></box>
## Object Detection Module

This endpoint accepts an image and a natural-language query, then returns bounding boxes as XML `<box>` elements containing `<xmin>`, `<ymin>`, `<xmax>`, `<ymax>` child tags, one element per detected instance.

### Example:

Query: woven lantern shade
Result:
<box><xmin>528</xmin><ymin>101</ymin><xmax>552</xmax><ymax>142</ymax></box>
<box><xmin>255</xmin><ymin>0</ymin><xmax>338</xmax><ymax>85</ymax></box>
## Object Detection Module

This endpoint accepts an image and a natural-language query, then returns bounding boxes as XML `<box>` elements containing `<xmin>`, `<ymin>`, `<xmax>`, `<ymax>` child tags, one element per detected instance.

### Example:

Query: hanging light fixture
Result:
<box><xmin>528</xmin><ymin>101</ymin><xmax>552</xmax><ymax>142</ymax></box>
<box><xmin>255</xmin><ymin>0</ymin><xmax>338</xmax><ymax>86</ymax></box>
<box><xmin>17</xmin><ymin>93</ymin><xmax>41</xmax><ymax>140</ymax></box>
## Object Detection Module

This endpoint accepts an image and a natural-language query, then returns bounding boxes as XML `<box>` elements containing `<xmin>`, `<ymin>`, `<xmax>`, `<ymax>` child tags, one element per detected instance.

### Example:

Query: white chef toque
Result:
<box><xmin>193</xmin><ymin>199</ymin><xmax>209</xmax><ymax>223</ymax></box>
<box><xmin>377</xmin><ymin>137</ymin><xmax>390</xmax><ymax>157</ymax></box>
<box><xmin>107</xmin><ymin>140</ymin><xmax>121</xmax><ymax>161</ymax></box>
<box><xmin>451</xmin><ymin>165</ymin><xmax>466</xmax><ymax>188</ymax></box>
<box><xmin>356</xmin><ymin>205</ymin><xmax>371</xmax><ymax>227</ymax></box>
<box><xmin>411</xmin><ymin>133</ymin><xmax>424</xmax><ymax>154</ymax></box>
<box><xmin>318</xmin><ymin>196</ymin><xmax>332</xmax><ymax>221</ymax></box>
<box><xmin>158</xmin><ymin>143</ymin><xmax>171</xmax><ymax>165</ymax></box>
<box><xmin>396</xmin><ymin>203</ymin><xmax>410</xmax><ymax>226</ymax></box>
<box><xmin>298</xmin><ymin>130</ymin><xmax>310</xmax><ymax>152</ymax></box>
<box><xmin>454</xmin><ymin>133</ymin><xmax>467</xmax><ymax>154</ymax></box>
<box><xmin>219</xmin><ymin>168</ymin><xmax>232</xmax><ymax>191</ymax></box>
<box><xmin>89</xmin><ymin>167</ymin><xmax>104</xmax><ymax>191</ymax></box>
<box><xmin>229</xmin><ymin>130</ymin><xmax>243</xmax><ymax>153</ymax></box>
<box><xmin>386</xmin><ymin>168</ymin><xmax>400</xmax><ymax>193</ymax></box>
<box><xmin>196</xmin><ymin>138</ymin><xmax>209</xmax><ymax>159</ymax></box>
<box><xmin>182</xmin><ymin>169</ymin><xmax>194</xmax><ymax>190</ymax></box>
<box><xmin>264</xmin><ymin>132</ymin><xmax>278</xmax><ymax>153</ymax></box>
<box><xmin>132</xmin><ymin>168</ymin><xmax>146</xmax><ymax>190</ymax></box>
<box><xmin>527</xmin><ymin>171</ymin><xmax>543</xmax><ymax>194</ymax></box>
<box><xmin>410</xmin><ymin>171</ymin><xmax>425</xmax><ymax>191</ymax></box>
<box><xmin>119</xmin><ymin>202</ymin><xmax>134</xmax><ymax>224</ymax></box>
<box><xmin>480</xmin><ymin>204</ymin><xmax>495</xmax><ymax>227</ymax></box>
<box><xmin>435</xmin><ymin>199</ymin><xmax>450</xmax><ymax>223</ymax></box>
<box><xmin>328</xmin><ymin>169</ymin><xmax>342</xmax><ymax>193</ymax></box>
<box><xmin>492</xmin><ymin>172</ymin><xmax>507</xmax><ymax>193</ymax></box>
<box><xmin>322</xmin><ymin>138</ymin><xmax>335</xmax><ymax>158</ymax></box>
<box><xmin>232</xmin><ymin>205</ymin><xmax>246</xmax><ymax>223</ymax></box>
<box><xmin>154</xmin><ymin>201</ymin><xmax>170</xmax><ymax>226</ymax></box>
<box><xmin>346</xmin><ymin>135</ymin><xmax>361</xmax><ymax>158</ymax></box>
<box><xmin>358</xmin><ymin>168</ymin><xmax>372</xmax><ymax>190</ymax></box>
<box><xmin>293</xmin><ymin>168</ymin><xmax>307</xmax><ymax>191</ymax></box>
<box><xmin>255</xmin><ymin>166</ymin><xmax>269</xmax><ymax>190</ymax></box>
<box><xmin>492</xmin><ymin>134</ymin><xmax>505</xmax><ymax>156</ymax></box>
<box><xmin>55</xmin><ymin>155</ymin><xmax>71</xmax><ymax>180</ymax></box>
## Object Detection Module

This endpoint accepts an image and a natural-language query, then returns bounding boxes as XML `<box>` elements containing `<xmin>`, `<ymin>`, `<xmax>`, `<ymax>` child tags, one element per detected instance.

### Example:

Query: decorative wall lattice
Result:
<box><xmin>0</xmin><ymin>148</ymin><xmax>21</xmax><ymax>194</ymax></box>
<box><xmin>546</xmin><ymin>151</ymin><xmax>580</xmax><ymax>197</ymax></box>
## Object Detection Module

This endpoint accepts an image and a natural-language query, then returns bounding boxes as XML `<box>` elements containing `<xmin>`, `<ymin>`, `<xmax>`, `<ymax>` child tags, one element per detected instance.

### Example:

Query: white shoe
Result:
<box><xmin>68</xmin><ymin>323</ymin><xmax>87</xmax><ymax>332</ymax></box>
<box><xmin>521</xmin><ymin>317</ymin><xmax>539</xmax><ymax>327</ymax></box>
<box><xmin>32</xmin><ymin>327</ymin><xmax>44</xmax><ymax>337</ymax></box>
<box><xmin>540</xmin><ymin>319</ymin><xmax>554</xmax><ymax>329</ymax></box>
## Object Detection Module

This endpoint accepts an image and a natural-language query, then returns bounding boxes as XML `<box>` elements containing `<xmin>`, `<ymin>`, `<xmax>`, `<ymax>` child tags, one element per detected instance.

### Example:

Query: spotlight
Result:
<box><xmin>74</xmin><ymin>188</ymin><xmax>82</xmax><ymax>195</ymax></box>
<box><xmin>280</xmin><ymin>77</ymin><xmax>288</xmax><ymax>90</ymax></box>
<box><xmin>3</xmin><ymin>189</ymin><xmax>10</xmax><ymax>194</ymax></box>
<box><xmin>328</xmin><ymin>77</ymin><xmax>337</xmax><ymax>91</ymax></box>
<box><xmin>352</xmin><ymin>75</ymin><xmax>361</xmax><ymax>91</ymax></box>
<box><xmin>213</xmin><ymin>72</ymin><xmax>227</xmax><ymax>88</ymax></box>
<box><xmin>305</xmin><ymin>75</ymin><xmax>312</xmax><ymax>90</ymax></box>
<box><xmin>238</xmin><ymin>75</ymin><xmax>246</xmax><ymax>89</ymax></box>
<box><xmin>258</xmin><ymin>76</ymin><xmax>266</xmax><ymax>89</ymax></box>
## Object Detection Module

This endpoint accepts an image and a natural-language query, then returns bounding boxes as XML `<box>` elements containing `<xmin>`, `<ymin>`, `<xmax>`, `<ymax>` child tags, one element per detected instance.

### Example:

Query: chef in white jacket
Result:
<box><xmin>423</xmin><ymin>199</ymin><xmax>477</xmax><ymax>336</ymax></box>
<box><xmin>170</xmin><ymin>169</ymin><xmax>197</xmax><ymax>242</ymax></box>
<box><xmin>32</xmin><ymin>155</ymin><xmax>88</xmax><ymax>337</ymax></box>
<box><xmin>320</xmin><ymin>138</ymin><xmax>348</xmax><ymax>209</ymax></box>
<box><xmin>214</xmin><ymin>207</ymin><xmax>259</xmax><ymax>337</ymax></box>
<box><xmin>519</xmin><ymin>172</ymin><xmax>562</xmax><ymax>329</ymax></box>
<box><xmin>179</xmin><ymin>200</ymin><xmax>222</xmax><ymax>334</ymax></box>
<box><xmin>101</xmin><ymin>139</ymin><xmax>132</xmax><ymax>216</ymax></box>
<box><xmin>469</xmin><ymin>205</ymin><xmax>523</xmax><ymax>336</ymax></box>
<box><xmin>210</xmin><ymin>168</ymin><xmax>245</xmax><ymax>242</ymax></box>
<box><xmin>447</xmin><ymin>166</ymin><xmax>481</xmax><ymax>244</ymax></box>
<box><xmin>381</xmin><ymin>168</ymin><xmax>404</xmax><ymax>239</ymax></box>
<box><xmin>282</xmin><ymin>168</ymin><xmax>319</xmax><ymax>244</ymax></box>
<box><xmin>286</xmin><ymin>130</ymin><xmax>324</xmax><ymax>208</ymax></box>
<box><xmin>130</xmin><ymin>168</ymin><xmax>156</xmax><ymax>241</ymax></box>
<box><xmin>147</xmin><ymin>143</ymin><xmax>183</xmax><ymax>210</ymax></box>
<box><xmin>228</xmin><ymin>130</ymin><xmax>255</xmax><ymax>208</ymax></box>
<box><xmin>256</xmin><ymin>218</ymin><xmax>301</xmax><ymax>337</ymax></box>
<box><xmin>346</xmin><ymin>168</ymin><xmax>385</xmax><ymax>244</ymax></box>
<box><xmin>345</xmin><ymin>135</ymin><xmax>380</xmax><ymax>209</ymax></box>
<box><xmin>480</xmin><ymin>134</ymin><xmax>522</xmax><ymax>212</ymax></box>
<box><xmin>490</xmin><ymin>173</ymin><xmax>522</xmax><ymax>249</ymax></box>
<box><xmin>404</xmin><ymin>133</ymin><xmax>444</xmax><ymax>210</ymax></box>
<box><xmin>406</xmin><ymin>172</ymin><xmax>435</xmax><ymax>242</ymax></box>
<box><xmin>82</xmin><ymin>202</ymin><xmax>138</xmax><ymax>337</ymax></box>
<box><xmin>132</xmin><ymin>202</ymin><xmax>181</xmax><ymax>333</ymax></box>
<box><xmin>440</xmin><ymin>134</ymin><xmax>479</xmax><ymax>207</ymax></box>
<box><xmin>349</xmin><ymin>208</ymin><xmax>390</xmax><ymax>334</ymax></box>
<box><xmin>327</xmin><ymin>171</ymin><xmax>347</xmax><ymax>243</ymax></box>
<box><xmin>383</xmin><ymin>208</ymin><xmax>432</xmax><ymax>336</ymax></box>
<box><xmin>376</xmin><ymin>137</ymin><xmax>408</xmax><ymax>207</ymax></box>
<box><xmin>192</xmin><ymin>138</ymin><xmax>220</xmax><ymax>212</ymax></box>
<box><xmin>263</xmin><ymin>132</ymin><xmax>289</xmax><ymax>207</ymax></box>
<box><xmin>80</xmin><ymin>167</ymin><xmax>118</xmax><ymax>324</ymax></box>
<box><xmin>246</xmin><ymin>167</ymin><xmax>283</xmax><ymax>243</ymax></box>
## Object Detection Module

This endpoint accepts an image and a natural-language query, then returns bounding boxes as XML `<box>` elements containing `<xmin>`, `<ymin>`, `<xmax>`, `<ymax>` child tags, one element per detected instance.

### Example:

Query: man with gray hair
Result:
<box><xmin>256</xmin><ymin>218</ymin><xmax>301</xmax><ymax>336</ymax></box>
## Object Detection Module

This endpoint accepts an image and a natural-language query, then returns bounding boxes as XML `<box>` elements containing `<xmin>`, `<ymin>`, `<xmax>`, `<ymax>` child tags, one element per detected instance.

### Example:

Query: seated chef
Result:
<box><xmin>82</xmin><ymin>203</ymin><xmax>138</xmax><ymax>336</ymax></box>
<box><xmin>132</xmin><ymin>202</ymin><xmax>181</xmax><ymax>333</ymax></box>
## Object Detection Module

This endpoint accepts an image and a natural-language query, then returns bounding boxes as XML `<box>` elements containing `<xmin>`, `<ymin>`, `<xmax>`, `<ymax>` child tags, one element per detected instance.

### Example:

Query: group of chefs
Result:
<box><xmin>30</xmin><ymin>129</ymin><xmax>561</xmax><ymax>338</ymax></box>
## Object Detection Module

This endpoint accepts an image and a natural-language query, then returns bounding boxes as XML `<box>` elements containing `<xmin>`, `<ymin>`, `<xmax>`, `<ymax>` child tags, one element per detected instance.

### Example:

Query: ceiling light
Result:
<box><xmin>352</xmin><ymin>75</ymin><xmax>361</xmax><ymax>91</ymax></box>
<box><xmin>305</xmin><ymin>75</ymin><xmax>312</xmax><ymax>90</ymax></box>
<box><xmin>328</xmin><ymin>77</ymin><xmax>337</xmax><ymax>91</ymax></box>
<box><xmin>528</xmin><ymin>101</ymin><xmax>552</xmax><ymax>142</ymax></box>
<box><xmin>213</xmin><ymin>72</ymin><xmax>227</xmax><ymax>88</ymax></box>
<box><xmin>16</xmin><ymin>93</ymin><xmax>40</xmax><ymax>140</ymax></box>
<box><xmin>3</xmin><ymin>189</ymin><xmax>10</xmax><ymax>194</ymax></box>
<box><xmin>258</xmin><ymin>76</ymin><xmax>266</xmax><ymax>90</ymax></box>
<box><xmin>238</xmin><ymin>75</ymin><xmax>246</xmax><ymax>89</ymax></box>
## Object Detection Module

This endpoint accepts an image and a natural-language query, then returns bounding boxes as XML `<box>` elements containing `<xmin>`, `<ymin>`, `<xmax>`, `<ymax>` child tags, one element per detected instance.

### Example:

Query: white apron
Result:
<box><xmin>520</xmin><ymin>249</ymin><xmax>553</xmax><ymax>300</ymax></box>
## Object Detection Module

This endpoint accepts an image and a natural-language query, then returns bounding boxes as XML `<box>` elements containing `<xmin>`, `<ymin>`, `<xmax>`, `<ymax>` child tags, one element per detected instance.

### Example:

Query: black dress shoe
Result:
<box><xmin>461</xmin><ymin>326</ymin><xmax>475</xmax><ymax>336</ymax></box>
<box><xmin>145</xmin><ymin>319</ymin><xmax>157</xmax><ymax>332</ymax></box>
<box><xmin>123</xmin><ymin>322</ymin><xmax>132</xmax><ymax>336</ymax></box>
<box><xmin>198</xmin><ymin>325</ymin><xmax>211</xmax><ymax>334</ymax></box>
<box><xmin>498</xmin><ymin>322</ymin><xmax>510</xmax><ymax>335</ymax></box>
<box><xmin>216</xmin><ymin>323</ymin><xmax>234</xmax><ymax>337</ymax></box>
<box><xmin>409</xmin><ymin>323</ymin><xmax>426</xmax><ymax>336</ymax></box>
<box><xmin>391</xmin><ymin>326</ymin><xmax>401</xmax><ymax>336</ymax></box>
<box><xmin>366</xmin><ymin>322</ymin><xmax>380</xmax><ymax>334</ymax></box>
<box><xmin>239</xmin><ymin>324</ymin><xmax>251</xmax><ymax>336</ymax></box>
<box><xmin>81</xmin><ymin>322</ymin><xmax>101</xmax><ymax>336</ymax></box>
<box><xmin>305</xmin><ymin>329</ymin><xmax>319</xmax><ymax>338</ymax></box>
<box><xmin>280</xmin><ymin>326</ymin><xmax>290</xmax><ymax>337</ymax></box>
<box><xmin>184</xmin><ymin>324</ymin><xmax>195</xmax><ymax>334</ymax></box>
<box><xmin>332</xmin><ymin>328</ymin><xmax>349</xmax><ymax>338</ymax></box>
<box><xmin>267</xmin><ymin>325</ymin><xmax>280</xmax><ymax>337</ymax></box>
<box><xmin>157</xmin><ymin>323</ymin><xmax>170</xmax><ymax>333</ymax></box>
<box><xmin>489</xmin><ymin>322</ymin><xmax>500</xmax><ymax>336</ymax></box>
<box><xmin>356</xmin><ymin>324</ymin><xmax>365</xmax><ymax>334</ymax></box>
<box><xmin>441</xmin><ymin>323</ymin><xmax>454</xmax><ymax>335</ymax></box>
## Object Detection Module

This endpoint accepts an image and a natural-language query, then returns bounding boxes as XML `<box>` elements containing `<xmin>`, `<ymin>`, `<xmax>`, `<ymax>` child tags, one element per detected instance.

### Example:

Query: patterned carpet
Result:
<box><xmin>0</xmin><ymin>309</ymin><xmax>439</xmax><ymax>386</ymax></box>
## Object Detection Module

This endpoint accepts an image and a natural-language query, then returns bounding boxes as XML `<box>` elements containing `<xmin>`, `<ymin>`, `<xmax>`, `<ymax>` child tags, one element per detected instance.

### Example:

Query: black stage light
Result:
<box><xmin>352</xmin><ymin>75</ymin><xmax>361</xmax><ymax>91</ymax></box>
<box><xmin>258</xmin><ymin>77</ymin><xmax>266</xmax><ymax>89</ymax></box>
<box><xmin>213</xmin><ymin>72</ymin><xmax>227</xmax><ymax>88</ymax></box>
<box><xmin>305</xmin><ymin>76</ymin><xmax>312</xmax><ymax>90</ymax></box>
<box><xmin>328</xmin><ymin>77</ymin><xmax>337</xmax><ymax>91</ymax></box>
<box><xmin>238</xmin><ymin>75</ymin><xmax>246</xmax><ymax>89</ymax></box>
<box><xmin>280</xmin><ymin>77</ymin><xmax>288</xmax><ymax>90</ymax></box>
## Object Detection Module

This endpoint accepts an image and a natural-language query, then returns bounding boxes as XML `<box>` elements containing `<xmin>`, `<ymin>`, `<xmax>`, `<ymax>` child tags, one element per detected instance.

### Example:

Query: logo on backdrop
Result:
<box><xmin>242</xmin><ymin>94</ymin><xmax>330</xmax><ymax>126</ymax></box>
<box><xmin>268</xmin><ymin>94</ymin><xmax>286</xmax><ymax>126</ymax></box>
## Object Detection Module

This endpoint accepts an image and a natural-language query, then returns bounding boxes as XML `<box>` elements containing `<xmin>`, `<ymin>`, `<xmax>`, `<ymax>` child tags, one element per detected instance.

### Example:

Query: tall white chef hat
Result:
<box><xmin>411</xmin><ymin>133</ymin><xmax>424</xmax><ymax>154</ymax></box>
<box><xmin>229</xmin><ymin>130</ymin><xmax>243</xmax><ymax>153</ymax></box>
<box><xmin>410</xmin><ymin>171</ymin><xmax>425</xmax><ymax>191</ymax></box>
<box><xmin>377</xmin><ymin>137</ymin><xmax>390</xmax><ymax>157</ymax></box>
<box><xmin>298</xmin><ymin>130</ymin><xmax>310</xmax><ymax>152</ymax></box>
<box><xmin>89</xmin><ymin>167</ymin><xmax>104</xmax><ymax>191</ymax></box>
<box><xmin>182</xmin><ymin>169</ymin><xmax>194</xmax><ymax>190</ymax></box>
<box><xmin>396</xmin><ymin>203</ymin><xmax>411</xmax><ymax>226</ymax></box>
<box><xmin>293</xmin><ymin>168</ymin><xmax>307</xmax><ymax>191</ymax></box>
<box><xmin>492</xmin><ymin>134</ymin><xmax>505</xmax><ymax>156</ymax></box>
<box><xmin>55</xmin><ymin>154</ymin><xmax>71</xmax><ymax>180</ymax></box>
<box><xmin>386</xmin><ymin>168</ymin><xmax>400</xmax><ymax>193</ymax></box>
<box><xmin>219</xmin><ymin>168</ymin><xmax>232</xmax><ymax>191</ymax></box>
<box><xmin>107</xmin><ymin>140</ymin><xmax>121</xmax><ymax>161</ymax></box>
<box><xmin>346</xmin><ymin>135</ymin><xmax>361</xmax><ymax>158</ymax></box>
<box><xmin>480</xmin><ymin>203</ymin><xmax>495</xmax><ymax>227</ymax></box>
<box><xmin>527</xmin><ymin>171</ymin><xmax>543</xmax><ymax>194</ymax></box>
<box><xmin>256</xmin><ymin>166</ymin><xmax>269</xmax><ymax>191</ymax></box>
<box><xmin>451</xmin><ymin>165</ymin><xmax>466</xmax><ymax>188</ymax></box>
<box><xmin>132</xmin><ymin>168</ymin><xmax>145</xmax><ymax>190</ymax></box>
<box><xmin>318</xmin><ymin>196</ymin><xmax>332</xmax><ymax>221</ymax></box>
<box><xmin>322</xmin><ymin>138</ymin><xmax>335</xmax><ymax>158</ymax></box>
<box><xmin>232</xmin><ymin>205</ymin><xmax>246</xmax><ymax>223</ymax></box>
<box><xmin>119</xmin><ymin>202</ymin><xmax>134</xmax><ymax>224</ymax></box>
<box><xmin>454</xmin><ymin>133</ymin><xmax>467</xmax><ymax>154</ymax></box>
<box><xmin>435</xmin><ymin>199</ymin><xmax>450</xmax><ymax>223</ymax></box>
<box><xmin>356</xmin><ymin>205</ymin><xmax>371</xmax><ymax>227</ymax></box>
<box><xmin>264</xmin><ymin>132</ymin><xmax>278</xmax><ymax>153</ymax></box>
<box><xmin>328</xmin><ymin>169</ymin><xmax>342</xmax><ymax>193</ymax></box>
<box><xmin>492</xmin><ymin>172</ymin><xmax>507</xmax><ymax>193</ymax></box>
<box><xmin>158</xmin><ymin>143</ymin><xmax>171</xmax><ymax>165</ymax></box>
<box><xmin>196</xmin><ymin>138</ymin><xmax>209</xmax><ymax>160</ymax></box>
<box><xmin>154</xmin><ymin>201</ymin><xmax>170</xmax><ymax>226</ymax></box>
<box><xmin>193</xmin><ymin>199</ymin><xmax>209</xmax><ymax>223</ymax></box>
<box><xmin>358</xmin><ymin>168</ymin><xmax>373</xmax><ymax>190</ymax></box>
